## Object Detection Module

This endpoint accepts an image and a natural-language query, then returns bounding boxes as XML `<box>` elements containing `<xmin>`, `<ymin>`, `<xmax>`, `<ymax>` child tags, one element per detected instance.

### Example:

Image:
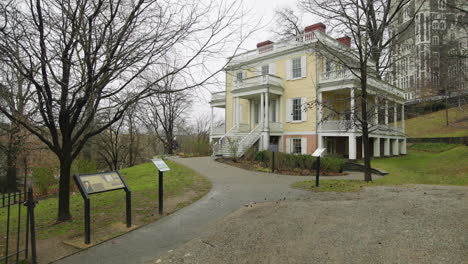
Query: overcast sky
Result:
<box><xmin>187</xmin><ymin>0</ymin><xmax>320</xmax><ymax>125</ymax></box>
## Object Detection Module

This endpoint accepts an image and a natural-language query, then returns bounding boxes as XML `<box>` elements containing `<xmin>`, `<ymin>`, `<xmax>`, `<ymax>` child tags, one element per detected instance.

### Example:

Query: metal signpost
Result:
<box><xmin>312</xmin><ymin>148</ymin><xmax>326</xmax><ymax>187</ymax></box>
<box><xmin>74</xmin><ymin>171</ymin><xmax>131</xmax><ymax>244</ymax></box>
<box><xmin>151</xmin><ymin>159</ymin><xmax>170</xmax><ymax>215</ymax></box>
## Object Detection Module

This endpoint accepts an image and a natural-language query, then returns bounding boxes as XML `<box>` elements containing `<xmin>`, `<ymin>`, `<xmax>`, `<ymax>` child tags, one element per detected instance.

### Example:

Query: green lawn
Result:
<box><xmin>0</xmin><ymin>160</ymin><xmax>211</xmax><ymax>250</ymax></box>
<box><xmin>403</xmin><ymin>105</ymin><xmax>468</xmax><ymax>138</ymax></box>
<box><xmin>293</xmin><ymin>144</ymin><xmax>468</xmax><ymax>192</ymax></box>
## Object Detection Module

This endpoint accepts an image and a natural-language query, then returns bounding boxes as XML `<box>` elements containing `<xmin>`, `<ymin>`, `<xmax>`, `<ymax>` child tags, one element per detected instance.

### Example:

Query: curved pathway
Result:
<box><xmin>54</xmin><ymin>157</ymin><xmax>312</xmax><ymax>264</ymax></box>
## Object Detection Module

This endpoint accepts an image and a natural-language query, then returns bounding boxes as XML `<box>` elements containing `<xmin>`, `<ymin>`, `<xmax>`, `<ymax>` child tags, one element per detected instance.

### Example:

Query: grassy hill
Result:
<box><xmin>403</xmin><ymin>105</ymin><xmax>468</xmax><ymax>138</ymax></box>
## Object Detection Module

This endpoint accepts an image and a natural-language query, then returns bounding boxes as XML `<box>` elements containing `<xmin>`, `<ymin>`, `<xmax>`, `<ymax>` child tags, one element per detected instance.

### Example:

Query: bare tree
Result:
<box><xmin>0</xmin><ymin>0</ymin><xmax>254</xmax><ymax>221</ymax></box>
<box><xmin>273</xmin><ymin>7</ymin><xmax>304</xmax><ymax>40</ymax></box>
<box><xmin>139</xmin><ymin>74</ymin><xmax>191</xmax><ymax>155</ymax></box>
<box><xmin>0</xmin><ymin>66</ymin><xmax>35</xmax><ymax>192</ymax></box>
<box><xmin>299</xmin><ymin>0</ymin><xmax>419</xmax><ymax>181</ymax></box>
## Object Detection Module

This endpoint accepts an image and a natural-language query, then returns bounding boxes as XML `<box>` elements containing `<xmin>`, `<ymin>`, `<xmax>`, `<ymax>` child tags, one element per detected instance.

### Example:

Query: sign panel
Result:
<box><xmin>312</xmin><ymin>148</ymin><xmax>326</xmax><ymax>157</ymax></box>
<box><xmin>77</xmin><ymin>172</ymin><xmax>125</xmax><ymax>194</ymax></box>
<box><xmin>151</xmin><ymin>159</ymin><xmax>170</xmax><ymax>172</ymax></box>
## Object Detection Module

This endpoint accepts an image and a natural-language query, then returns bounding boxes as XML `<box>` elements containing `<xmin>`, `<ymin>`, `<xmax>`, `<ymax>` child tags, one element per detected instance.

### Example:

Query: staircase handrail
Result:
<box><xmin>213</xmin><ymin>125</ymin><xmax>237</xmax><ymax>153</ymax></box>
<box><xmin>236</xmin><ymin>124</ymin><xmax>263</xmax><ymax>156</ymax></box>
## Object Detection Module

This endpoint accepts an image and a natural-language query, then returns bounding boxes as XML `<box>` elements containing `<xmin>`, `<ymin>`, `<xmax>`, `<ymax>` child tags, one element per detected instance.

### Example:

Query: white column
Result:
<box><xmin>236</xmin><ymin>97</ymin><xmax>241</xmax><ymax>128</ymax></box>
<box><xmin>400</xmin><ymin>138</ymin><xmax>407</xmax><ymax>155</ymax></box>
<box><xmin>265</xmin><ymin>92</ymin><xmax>269</xmax><ymax>130</ymax></box>
<box><xmin>210</xmin><ymin>106</ymin><xmax>214</xmax><ymax>135</ymax></box>
<box><xmin>384</xmin><ymin>138</ymin><xmax>390</xmax><ymax>156</ymax></box>
<box><xmin>232</xmin><ymin>97</ymin><xmax>237</xmax><ymax>128</ymax></box>
<box><xmin>374</xmin><ymin>97</ymin><xmax>379</xmax><ymax>125</ymax></box>
<box><xmin>318</xmin><ymin>135</ymin><xmax>324</xmax><ymax>149</ymax></box>
<box><xmin>401</xmin><ymin>104</ymin><xmax>405</xmax><ymax>132</ymax></box>
<box><xmin>349</xmin><ymin>135</ymin><xmax>357</xmax><ymax>160</ymax></box>
<box><xmin>260</xmin><ymin>93</ymin><xmax>264</xmax><ymax>128</ymax></box>
<box><xmin>394</xmin><ymin>102</ymin><xmax>398</xmax><ymax>130</ymax></box>
<box><xmin>278</xmin><ymin>96</ymin><xmax>282</xmax><ymax>123</ymax></box>
<box><xmin>248</xmin><ymin>100</ymin><xmax>251</xmax><ymax>129</ymax></box>
<box><xmin>392</xmin><ymin>138</ymin><xmax>399</xmax><ymax>155</ymax></box>
<box><xmin>350</xmin><ymin>88</ymin><xmax>355</xmax><ymax>129</ymax></box>
<box><xmin>373</xmin><ymin>137</ymin><xmax>381</xmax><ymax>157</ymax></box>
<box><xmin>318</xmin><ymin>92</ymin><xmax>323</xmax><ymax>126</ymax></box>
<box><xmin>385</xmin><ymin>100</ymin><xmax>389</xmax><ymax>125</ymax></box>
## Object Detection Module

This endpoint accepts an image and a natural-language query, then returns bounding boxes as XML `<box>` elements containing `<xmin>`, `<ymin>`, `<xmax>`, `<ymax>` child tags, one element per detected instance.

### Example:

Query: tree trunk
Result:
<box><xmin>360</xmin><ymin>66</ymin><xmax>372</xmax><ymax>182</ymax></box>
<box><xmin>57</xmin><ymin>154</ymin><xmax>72</xmax><ymax>222</ymax></box>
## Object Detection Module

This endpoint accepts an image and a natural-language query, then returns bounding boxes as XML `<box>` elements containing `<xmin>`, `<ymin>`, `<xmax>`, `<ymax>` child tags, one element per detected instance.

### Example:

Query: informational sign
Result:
<box><xmin>76</xmin><ymin>172</ymin><xmax>125</xmax><ymax>194</ymax></box>
<box><xmin>312</xmin><ymin>148</ymin><xmax>326</xmax><ymax>157</ymax></box>
<box><xmin>151</xmin><ymin>159</ymin><xmax>170</xmax><ymax>172</ymax></box>
<box><xmin>74</xmin><ymin>171</ymin><xmax>132</xmax><ymax>244</ymax></box>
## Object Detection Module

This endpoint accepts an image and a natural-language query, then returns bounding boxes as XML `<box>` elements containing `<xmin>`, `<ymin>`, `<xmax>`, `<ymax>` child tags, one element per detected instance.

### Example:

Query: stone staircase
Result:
<box><xmin>213</xmin><ymin>125</ymin><xmax>263</xmax><ymax>157</ymax></box>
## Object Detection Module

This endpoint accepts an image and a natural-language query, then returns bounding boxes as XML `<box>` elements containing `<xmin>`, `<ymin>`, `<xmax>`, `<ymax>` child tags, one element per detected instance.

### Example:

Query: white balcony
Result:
<box><xmin>212</xmin><ymin>124</ymin><xmax>225</xmax><ymax>135</ymax></box>
<box><xmin>210</xmin><ymin>91</ymin><xmax>226</xmax><ymax>107</ymax></box>
<box><xmin>319</xmin><ymin>69</ymin><xmax>405</xmax><ymax>98</ymax></box>
<box><xmin>319</xmin><ymin>120</ymin><xmax>353</xmax><ymax>132</ymax></box>
<box><xmin>269</xmin><ymin>122</ymin><xmax>283</xmax><ymax>133</ymax></box>
<box><xmin>233</xmin><ymin>74</ymin><xmax>283</xmax><ymax>91</ymax></box>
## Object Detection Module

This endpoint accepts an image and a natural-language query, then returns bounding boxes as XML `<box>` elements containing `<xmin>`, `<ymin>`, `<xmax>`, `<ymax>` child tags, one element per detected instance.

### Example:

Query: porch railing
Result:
<box><xmin>233</xmin><ymin>74</ymin><xmax>283</xmax><ymax>90</ymax></box>
<box><xmin>269</xmin><ymin>122</ymin><xmax>283</xmax><ymax>132</ymax></box>
<box><xmin>211</xmin><ymin>125</ymin><xmax>225</xmax><ymax>135</ymax></box>
<box><xmin>320</xmin><ymin>69</ymin><xmax>351</xmax><ymax>82</ymax></box>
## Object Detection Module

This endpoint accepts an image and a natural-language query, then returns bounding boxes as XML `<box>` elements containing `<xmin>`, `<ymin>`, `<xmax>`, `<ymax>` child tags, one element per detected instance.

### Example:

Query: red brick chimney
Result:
<box><xmin>336</xmin><ymin>36</ymin><xmax>351</xmax><ymax>47</ymax></box>
<box><xmin>256</xmin><ymin>40</ymin><xmax>274</xmax><ymax>48</ymax></box>
<box><xmin>304</xmin><ymin>23</ymin><xmax>326</xmax><ymax>33</ymax></box>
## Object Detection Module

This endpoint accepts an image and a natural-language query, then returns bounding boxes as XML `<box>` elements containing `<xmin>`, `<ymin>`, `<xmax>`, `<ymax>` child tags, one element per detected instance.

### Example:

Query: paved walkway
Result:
<box><xmin>54</xmin><ymin>157</ymin><xmax>313</xmax><ymax>264</ymax></box>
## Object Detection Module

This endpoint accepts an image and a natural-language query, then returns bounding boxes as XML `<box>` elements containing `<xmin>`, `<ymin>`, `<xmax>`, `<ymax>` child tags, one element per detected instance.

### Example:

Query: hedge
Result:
<box><xmin>254</xmin><ymin>150</ymin><xmax>345</xmax><ymax>173</ymax></box>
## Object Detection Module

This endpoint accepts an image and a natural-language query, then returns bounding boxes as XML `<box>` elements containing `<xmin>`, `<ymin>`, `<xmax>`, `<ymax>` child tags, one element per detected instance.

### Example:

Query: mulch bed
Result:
<box><xmin>216</xmin><ymin>158</ymin><xmax>347</xmax><ymax>177</ymax></box>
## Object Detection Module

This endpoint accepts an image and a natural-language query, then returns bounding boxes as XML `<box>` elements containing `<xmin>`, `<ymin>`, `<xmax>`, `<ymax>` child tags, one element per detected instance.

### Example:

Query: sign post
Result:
<box><xmin>74</xmin><ymin>171</ymin><xmax>131</xmax><ymax>244</ymax></box>
<box><xmin>311</xmin><ymin>148</ymin><xmax>326</xmax><ymax>187</ymax></box>
<box><xmin>151</xmin><ymin>159</ymin><xmax>170</xmax><ymax>215</ymax></box>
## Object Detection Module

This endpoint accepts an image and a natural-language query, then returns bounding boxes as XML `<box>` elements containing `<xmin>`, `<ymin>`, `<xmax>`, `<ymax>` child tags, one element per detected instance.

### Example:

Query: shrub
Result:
<box><xmin>254</xmin><ymin>151</ymin><xmax>345</xmax><ymax>174</ymax></box>
<box><xmin>32</xmin><ymin>167</ymin><xmax>57</xmax><ymax>195</ymax></box>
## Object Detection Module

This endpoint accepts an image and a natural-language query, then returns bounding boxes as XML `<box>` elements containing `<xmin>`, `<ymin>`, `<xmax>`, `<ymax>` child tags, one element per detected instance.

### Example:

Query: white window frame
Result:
<box><xmin>292</xmin><ymin>138</ymin><xmax>302</xmax><ymax>154</ymax></box>
<box><xmin>261</xmin><ymin>65</ymin><xmax>269</xmax><ymax>76</ymax></box>
<box><xmin>292</xmin><ymin>98</ymin><xmax>302</xmax><ymax>121</ymax></box>
<box><xmin>292</xmin><ymin>57</ymin><xmax>302</xmax><ymax>79</ymax></box>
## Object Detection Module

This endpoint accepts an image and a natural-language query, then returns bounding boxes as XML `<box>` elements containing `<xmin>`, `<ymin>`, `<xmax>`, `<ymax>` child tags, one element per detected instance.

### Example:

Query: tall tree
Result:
<box><xmin>299</xmin><ymin>0</ymin><xmax>420</xmax><ymax>181</ymax></box>
<box><xmin>139</xmin><ymin>75</ymin><xmax>191</xmax><ymax>155</ymax></box>
<box><xmin>0</xmin><ymin>0</ymin><xmax>253</xmax><ymax>221</ymax></box>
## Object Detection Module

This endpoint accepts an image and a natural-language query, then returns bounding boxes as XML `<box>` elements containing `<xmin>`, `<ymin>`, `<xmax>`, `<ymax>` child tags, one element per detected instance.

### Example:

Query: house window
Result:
<box><xmin>292</xmin><ymin>98</ymin><xmax>302</xmax><ymax>121</ymax></box>
<box><xmin>292</xmin><ymin>138</ymin><xmax>302</xmax><ymax>154</ymax></box>
<box><xmin>432</xmin><ymin>36</ymin><xmax>439</xmax><ymax>45</ymax></box>
<box><xmin>236</xmin><ymin>71</ymin><xmax>243</xmax><ymax>82</ymax></box>
<box><xmin>292</xmin><ymin>57</ymin><xmax>302</xmax><ymax>78</ymax></box>
<box><xmin>271</xmin><ymin>99</ymin><xmax>277</xmax><ymax>122</ymax></box>
<box><xmin>261</xmin><ymin>65</ymin><xmax>269</xmax><ymax>76</ymax></box>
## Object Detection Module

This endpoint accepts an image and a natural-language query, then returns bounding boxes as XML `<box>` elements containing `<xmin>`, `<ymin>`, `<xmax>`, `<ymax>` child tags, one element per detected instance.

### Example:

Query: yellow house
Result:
<box><xmin>210</xmin><ymin>23</ymin><xmax>406</xmax><ymax>160</ymax></box>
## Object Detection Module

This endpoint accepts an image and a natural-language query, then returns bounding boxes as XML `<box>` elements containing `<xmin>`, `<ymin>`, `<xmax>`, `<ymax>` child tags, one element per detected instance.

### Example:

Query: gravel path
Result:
<box><xmin>154</xmin><ymin>185</ymin><xmax>468</xmax><ymax>264</ymax></box>
<box><xmin>54</xmin><ymin>157</ymin><xmax>310</xmax><ymax>264</ymax></box>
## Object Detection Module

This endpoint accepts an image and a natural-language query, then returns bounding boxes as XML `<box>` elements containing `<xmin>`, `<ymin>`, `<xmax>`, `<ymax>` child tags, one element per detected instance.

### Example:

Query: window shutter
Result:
<box><xmin>301</xmin><ymin>138</ymin><xmax>308</xmax><ymax>154</ymax></box>
<box><xmin>232</xmin><ymin>71</ymin><xmax>237</xmax><ymax>83</ymax></box>
<box><xmin>285</xmin><ymin>138</ymin><xmax>291</xmax><ymax>153</ymax></box>
<box><xmin>286</xmin><ymin>99</ymin><xmax>292</xmax><ymax>122</ymax></box>
<box><xmin>269</xmin><ymin>63</ymin><xmax>276</xmax><ymax>75</ymax></box>
<box><xmin>301</xmin><ymin>56</ymin><xmax>307</xmax><ymax>78</ymax></box>
<box><xmin>286</xmin><ymin>60</ymin><xmax>292</xmax><ymax>80</ymax></box>
<box><xmin>301</xmin><ymin>97</ymin><xmax>308</xmax><ymax>121</ymax></box>
<box><xmin>256</xmin><ymin>66</ymin><xmax>261</xmax><ymax>76</ymax></box>
<box><xmin>242</xmin><ymin>71</ymin><xmax>247</xmax><ymax>79</ymax></box>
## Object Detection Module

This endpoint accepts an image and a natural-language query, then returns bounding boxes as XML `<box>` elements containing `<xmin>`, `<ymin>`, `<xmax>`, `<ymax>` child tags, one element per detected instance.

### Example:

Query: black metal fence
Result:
<box><xmin>0</xmin><ymin>187</ymin><xmax>37</xmax><ymax>264</ymax></box>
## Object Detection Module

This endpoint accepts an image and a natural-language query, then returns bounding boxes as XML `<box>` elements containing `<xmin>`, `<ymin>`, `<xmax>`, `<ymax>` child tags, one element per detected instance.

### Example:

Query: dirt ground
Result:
<box><xmin>153</xmin><ymin>185</ymin><xmax>468</xmax><ymax>264</ymax></box>
<box><xmin>36</xmin><ymin>189</ymin><xmax>205</xmax><ymax>264</ymax></box>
